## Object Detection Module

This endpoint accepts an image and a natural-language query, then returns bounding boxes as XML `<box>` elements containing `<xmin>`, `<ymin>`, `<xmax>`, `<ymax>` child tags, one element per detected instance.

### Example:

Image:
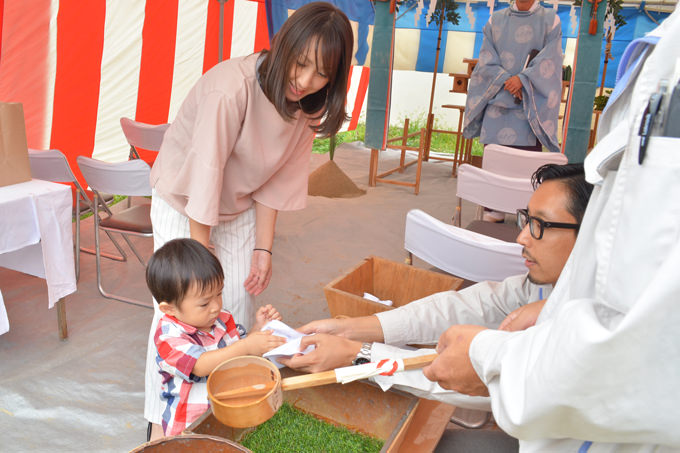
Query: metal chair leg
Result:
<box><xmin>74</xmin><ymin>194</ymin><xmax>80</xmax><ymax>282</ymax></box>
<box><xmin>450</xmin><ymin>409</ymin><xmax>491</xmax><ymax>429</ymax></box>
<box><xmin>92</xmin><ymin>197</ymin><xmax>152</xmax><ymax>309</ymax></box>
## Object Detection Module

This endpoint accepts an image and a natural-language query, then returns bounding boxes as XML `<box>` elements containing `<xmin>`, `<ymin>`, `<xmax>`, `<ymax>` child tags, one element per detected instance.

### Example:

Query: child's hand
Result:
<box><xmin>253</xmin><ymin>304</ymin><xmax>282</xmax><ymax>331</ymax></box>
<box><xmin>242</xmin><ymin>330</ymin><xmax>286</xmax><ymax>356</ymax></box>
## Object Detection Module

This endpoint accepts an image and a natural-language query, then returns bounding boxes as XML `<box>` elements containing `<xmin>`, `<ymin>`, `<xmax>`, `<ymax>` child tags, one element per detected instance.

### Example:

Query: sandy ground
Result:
<box><xmin>0</xmin><ymin>143</ymin><xmax>479</xmax><ymax>452</ymax></box>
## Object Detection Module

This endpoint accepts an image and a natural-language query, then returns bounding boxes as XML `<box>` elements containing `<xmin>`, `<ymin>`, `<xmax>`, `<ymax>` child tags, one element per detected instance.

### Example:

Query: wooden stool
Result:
<box><xmin>424</xmin><ymin>105</ymin><xmax>473</xmax><ymax>176</ymax></box>
<box><xmin>368</xmin><ymin>118</ymin><xmax>425</xmax><ymax>195</ymax></box>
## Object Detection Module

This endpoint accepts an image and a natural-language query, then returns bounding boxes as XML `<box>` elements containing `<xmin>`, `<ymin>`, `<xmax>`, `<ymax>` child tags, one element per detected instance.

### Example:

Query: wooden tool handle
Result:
<box><xmin>281</xmin><ymin>353</ymin><xmax>438</xmax><ymax>391</ymax></box>
<box><xmin>402</xmin><ymin>353</ymin><xmax>437</xmax><ymax>370</ymax></box>
<box><xmin>281</xmin><ymin>370</ymin><xmax>338</xmax><ymax>391</ymax></box>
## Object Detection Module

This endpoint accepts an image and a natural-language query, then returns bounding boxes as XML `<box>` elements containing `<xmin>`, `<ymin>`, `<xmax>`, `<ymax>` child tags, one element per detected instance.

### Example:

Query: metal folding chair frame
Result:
<box><xmin>28</xmin><ymin>149</ymin><xmax>126</xmax><ymax>281</ymax></box>
<box><xmin>77</xmin><ymin>156</ymin><xmax>154</xmax><ymax>309</ymax></box>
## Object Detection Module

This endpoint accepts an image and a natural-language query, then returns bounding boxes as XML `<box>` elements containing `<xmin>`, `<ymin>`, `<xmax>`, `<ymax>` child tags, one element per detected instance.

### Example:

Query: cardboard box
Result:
<box><xmin>0</xmin><ymin>102</ymin><xmax>31</xmax><ymax>188</ymax></box>
<box><xmin>324</xmin><ymin>256</ymin><xmax>463</xmax><ymax>318</ymax></box>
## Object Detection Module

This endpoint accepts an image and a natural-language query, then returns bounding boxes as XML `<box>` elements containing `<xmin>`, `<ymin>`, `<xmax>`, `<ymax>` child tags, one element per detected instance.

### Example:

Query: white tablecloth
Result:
<box><xmin>0</xmin><ymin>179</ymin><xmax>77</xmax><ymax>335</ymax></box>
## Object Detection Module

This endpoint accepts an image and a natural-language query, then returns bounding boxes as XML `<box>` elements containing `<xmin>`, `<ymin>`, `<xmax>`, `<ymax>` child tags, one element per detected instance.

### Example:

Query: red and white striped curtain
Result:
<box><xmin>0</xmin><ymin>0</ymin><xmax>368</xmax><ymax>182</ymax></box>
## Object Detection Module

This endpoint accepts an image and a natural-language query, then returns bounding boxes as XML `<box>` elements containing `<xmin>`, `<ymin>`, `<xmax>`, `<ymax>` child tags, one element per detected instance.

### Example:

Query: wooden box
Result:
<box><xmin>186</xmin><ymin>373</ymin><xmax>421</xmax><ymax>452</ymax></box>
<box><xmin>324</xmin><ymin>256</ymin><xmax>462</xmax><ymax>318</ymax></box>
<box><xmin>450</xmin><ymin>73</ymin><xmax>470</xmax><ymax>94</ymax></box>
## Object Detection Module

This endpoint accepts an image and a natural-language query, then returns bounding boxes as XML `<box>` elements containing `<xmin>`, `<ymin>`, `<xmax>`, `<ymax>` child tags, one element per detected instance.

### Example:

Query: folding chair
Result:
<box><xmin>27</xmin><ymin>148</ymin><xmax>123</xmax><ymax>281</ymax></box>
<box><xmin>404</xmin><ymin>209</ymin><xmax>524</xmax><ymax>429</ymax></box>
<box><xmin>453</xmin><ymin>164</ymin><xmax>534</xmax><ymax>242</ymax></box>
<box><xmin>482</xmin><ymin>144</ymin><xmax>568</xmax><ymax>178</ymax></box>
<box><xmin>120</xmin><ymin>117</ymin><xmax>169</xmax><ymax>161</ymax></box>
<box><xmin>405</xmin><ymin>209</ymin><xmax>525</xmax><ymax>283</ymax></box>
<box><xmin>77</xmin><ymin>156</ymin><xmax>153</xmax><ymax>308</ymax></box>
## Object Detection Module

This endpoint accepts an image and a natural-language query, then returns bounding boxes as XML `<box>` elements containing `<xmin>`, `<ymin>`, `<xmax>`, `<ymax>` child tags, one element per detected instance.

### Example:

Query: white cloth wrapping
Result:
<box><xmin>468</xmin><ymin>10</ymin><xmax>680</xmax><ymax>451</ymax></box>
<box><xmin>0</xmin><ymin>179</ymin><xmax>76</xmax><ymax>310</ymax></box>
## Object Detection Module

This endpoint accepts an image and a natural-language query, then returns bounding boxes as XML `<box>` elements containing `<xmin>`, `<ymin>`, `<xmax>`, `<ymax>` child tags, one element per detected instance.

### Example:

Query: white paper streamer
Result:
<box><xmin>488</xmin><ymin>0</ymin><xmax>495</xmax><ymax>18</ymax></box>
<box><xmin>570</xmin><ymin>4</ymin><xmax>579</xmax><ymax>35</ymax></box>
<box><xmin>416</xmin><ymin>0</ymin><xmax>425</xmax><ymax>26</ymax></box>
<box><xmin>604</xmin><ymin>11</ymin><xmax>616</xmax><ymax>40</ymax></box>
<box><xmin>335</xmin><ymin>358</ymin><xmax>406</xmax><ymax>384</ymax></box>
<box><xmin>466</xmin><ymin>0</ymin><xmax>476</xmax><ymax>29</ymax></box>
<box><xmin>426</xmin><ymin>0</ymin><xmax>437</xmax><ymax>24</ymax></box>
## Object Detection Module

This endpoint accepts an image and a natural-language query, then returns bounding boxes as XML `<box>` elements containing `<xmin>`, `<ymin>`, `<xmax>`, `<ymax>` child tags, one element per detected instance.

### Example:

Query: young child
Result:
<box><xmin>146</xmin><ymin>238</ymin><xmax>286</xmax><ymax>437</ymax></box>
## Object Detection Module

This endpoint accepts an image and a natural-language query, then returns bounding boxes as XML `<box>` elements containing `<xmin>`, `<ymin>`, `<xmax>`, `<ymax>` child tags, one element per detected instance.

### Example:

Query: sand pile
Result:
<box><xmin>308</xmin><ymin>159</ymin><xmax>366</xmax><ymax>198</ymax></box>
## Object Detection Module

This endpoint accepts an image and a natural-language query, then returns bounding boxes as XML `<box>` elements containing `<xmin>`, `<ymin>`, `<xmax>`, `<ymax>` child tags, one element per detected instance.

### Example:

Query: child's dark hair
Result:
<box><xmin>146</xmin><ymin>238</ymin><xmax>224</xmax><ymax>309</ymax></box>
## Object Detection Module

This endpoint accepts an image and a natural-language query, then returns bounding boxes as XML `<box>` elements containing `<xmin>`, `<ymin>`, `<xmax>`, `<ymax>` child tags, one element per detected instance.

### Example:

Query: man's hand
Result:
<box><xmin>296</xmin><ymin>315</ymin><xmax>384</xmax><ymax>342</ymax></box>
<box><xmin>297</xmin><ymin>318</ymin><xmax>349</xmax><ymax>336</ymax></box>
<box><xmin>499</xmin><ymin>299</ymin><xmax>546</xmax><ymax>331</ymax></box>
<box><xmin>277</xmin><ymin>333</ymin><xmax>362</xmax><ymax>373</ymax></box>
<box><xmin>504</xmin><ymin>75</ymin><xmax>523</xmax><ymax>100</ymax></box>
<box><xmin>422</xmin><ymin>325</ymin><xmax>489</xmax><ymax>397</ymax></box>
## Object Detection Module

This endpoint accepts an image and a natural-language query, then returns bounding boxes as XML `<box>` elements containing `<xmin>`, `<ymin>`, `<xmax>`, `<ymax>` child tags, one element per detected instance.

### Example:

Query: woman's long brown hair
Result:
<box><xmin>257</xmin><ymin>2</ymin><xmax>353</xmax><ymax>138</ymax></box>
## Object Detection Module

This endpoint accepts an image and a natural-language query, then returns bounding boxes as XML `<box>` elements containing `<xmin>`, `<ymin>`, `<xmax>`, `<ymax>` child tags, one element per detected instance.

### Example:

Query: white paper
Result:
<box><xmin>261</xmin><ymin>320</ymin><xmax>315</xmax><ymax>368</ymax></box>
<box><xmin>334</xmin><ymin>358</ymin><xmax>405</xmax><ymax>384</ymax></box>
<box><xmin>363</xmin><ymin>292</ymin><xmax>393</xmax><ymax>307</ymax></box>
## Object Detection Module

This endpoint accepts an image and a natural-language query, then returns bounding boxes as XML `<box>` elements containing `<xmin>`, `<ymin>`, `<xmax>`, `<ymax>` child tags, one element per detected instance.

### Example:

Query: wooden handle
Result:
<box><xmin>213</xmin><ymin>382</ymin><xmax>276</xmax><ymax>401</ymax></box>
<box><xmin>402</xmin><ymin>353</ymin><xmax>437</xmax><ymax>370</ymax></box>
<box><xmin>281</xmin><ymin>370</ymin><xmax>338</xmax><ymax>391</ymax></box>
<box><xmin>281</xmin><ymin>353</ymin><xmax>438</xmax><ymax>392</ymax></box>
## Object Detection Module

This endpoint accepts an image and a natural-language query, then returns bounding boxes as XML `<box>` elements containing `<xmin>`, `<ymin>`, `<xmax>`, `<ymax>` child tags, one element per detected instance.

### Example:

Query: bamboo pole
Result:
<box><xmin>425</xmin><ymin>2</ymin><xmax>445</xmax><ymax>161</ymax></box>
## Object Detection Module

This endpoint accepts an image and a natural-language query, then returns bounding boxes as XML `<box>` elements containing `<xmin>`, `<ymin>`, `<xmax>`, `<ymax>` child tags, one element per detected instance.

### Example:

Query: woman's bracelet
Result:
<box><xmin>253</xmin><ymin>248</ymin><xmax>272</xmax><ymax>255</ymax></box>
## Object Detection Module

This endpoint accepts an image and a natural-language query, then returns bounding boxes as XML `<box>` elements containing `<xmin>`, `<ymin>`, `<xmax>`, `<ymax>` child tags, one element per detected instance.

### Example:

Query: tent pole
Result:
<box><xmin>563</xmin><ymin>0</ymin><xmax>606</xmax><ymax>162</ymax></box>
<box><xmin>218</xmin><ymin>0</ymin><xmax>228</xmax><ymax>63</ymax></box>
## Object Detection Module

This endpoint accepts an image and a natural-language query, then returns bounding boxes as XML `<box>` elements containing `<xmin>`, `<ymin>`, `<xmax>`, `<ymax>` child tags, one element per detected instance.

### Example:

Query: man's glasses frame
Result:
<box><xmin>516</xmin><ymin>209</ymin><xmax>580</xmax><ymax>240</ymax></box>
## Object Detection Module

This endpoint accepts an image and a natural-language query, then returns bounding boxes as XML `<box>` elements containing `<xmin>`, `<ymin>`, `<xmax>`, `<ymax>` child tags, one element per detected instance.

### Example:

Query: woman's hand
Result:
<box><xmin>244</xmin><ymin>250</ymin><xmax>272</xmax><ymax>295</ymax></box>
<box><xmin>245</xmin><ymin>202</ymin><xmax>277</xmax><ymax>295</ymax></box>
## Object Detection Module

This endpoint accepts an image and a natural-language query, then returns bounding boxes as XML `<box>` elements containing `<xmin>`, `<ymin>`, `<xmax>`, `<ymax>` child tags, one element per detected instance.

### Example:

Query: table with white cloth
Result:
<box><xmin>0</xmin><ymin>179</ymin><xmax>77</xmax><ymax>339</ymax></box>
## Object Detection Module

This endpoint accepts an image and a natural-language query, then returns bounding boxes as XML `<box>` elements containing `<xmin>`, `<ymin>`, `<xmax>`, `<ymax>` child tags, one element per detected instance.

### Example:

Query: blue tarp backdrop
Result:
<box><xmin>266</xmin><ymin>0</ymin><xmax>670</xmax><ymax>87</ymax></box>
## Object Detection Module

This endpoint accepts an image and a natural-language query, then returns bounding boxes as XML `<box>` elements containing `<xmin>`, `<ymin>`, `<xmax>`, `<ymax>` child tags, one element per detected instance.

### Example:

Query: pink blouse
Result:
<box><xmin>150</xmin><ymin>53</ymin><xmax>315</xmax><ymax>225</ymax></box>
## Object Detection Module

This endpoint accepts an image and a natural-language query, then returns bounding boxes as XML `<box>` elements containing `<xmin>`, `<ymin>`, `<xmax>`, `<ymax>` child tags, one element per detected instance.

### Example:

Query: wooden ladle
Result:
<box><xmin>213</xmin><ymin>354</ymin><xmax>437</xmax><ymax>402</ymax></box>
<box><xmin>207</xmin><ymin>354</ymin><xmax>437</xmax><ymax>428</ymax></box>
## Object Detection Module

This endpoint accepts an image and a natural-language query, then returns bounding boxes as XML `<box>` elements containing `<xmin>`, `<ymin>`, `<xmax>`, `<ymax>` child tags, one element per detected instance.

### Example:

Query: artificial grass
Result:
<box><xmin>240</xmin><ymin>402</ymin><xmax>384</xmax><ymax>453</ymax></box>
<box><xmin>312</xmin><ymin>119</ymin><xmax>484</xmax><ymax>157</ymax></box>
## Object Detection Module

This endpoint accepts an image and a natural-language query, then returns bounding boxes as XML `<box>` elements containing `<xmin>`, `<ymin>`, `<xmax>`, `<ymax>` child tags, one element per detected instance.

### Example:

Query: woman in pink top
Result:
<box><xmin>144</xmin><ymin>2</ymin><xmax>354</xmax><ymax>439</ymax></box>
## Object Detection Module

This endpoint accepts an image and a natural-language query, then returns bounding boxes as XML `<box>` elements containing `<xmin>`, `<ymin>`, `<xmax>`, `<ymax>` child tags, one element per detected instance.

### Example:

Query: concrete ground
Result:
<box><xmin>0</xmin><ymin>143</ymin><xmax>498</xmax><ymax>452</ymax></box>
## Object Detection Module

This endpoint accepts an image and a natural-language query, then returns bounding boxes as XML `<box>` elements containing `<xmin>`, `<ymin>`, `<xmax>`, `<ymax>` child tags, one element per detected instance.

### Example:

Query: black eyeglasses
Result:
<box><xmin>516</xmin><ymin>209</ymin><xmax>580</xmax><ymax>240</ymax></box>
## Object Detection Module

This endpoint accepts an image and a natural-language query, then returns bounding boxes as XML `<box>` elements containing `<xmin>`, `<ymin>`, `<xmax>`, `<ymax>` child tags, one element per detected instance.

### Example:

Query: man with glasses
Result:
<box><xmin>280</xmin><ymin>163</ymin><xmax>592</xmax><ymax>407</ymax></box>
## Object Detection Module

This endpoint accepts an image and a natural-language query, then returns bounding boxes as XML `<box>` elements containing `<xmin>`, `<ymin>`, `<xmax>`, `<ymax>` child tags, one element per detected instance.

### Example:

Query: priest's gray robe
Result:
<box><xmin>463</xmin><ymin>3</ymin><xmax>563</xmax><ymax>153</ymax></box>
